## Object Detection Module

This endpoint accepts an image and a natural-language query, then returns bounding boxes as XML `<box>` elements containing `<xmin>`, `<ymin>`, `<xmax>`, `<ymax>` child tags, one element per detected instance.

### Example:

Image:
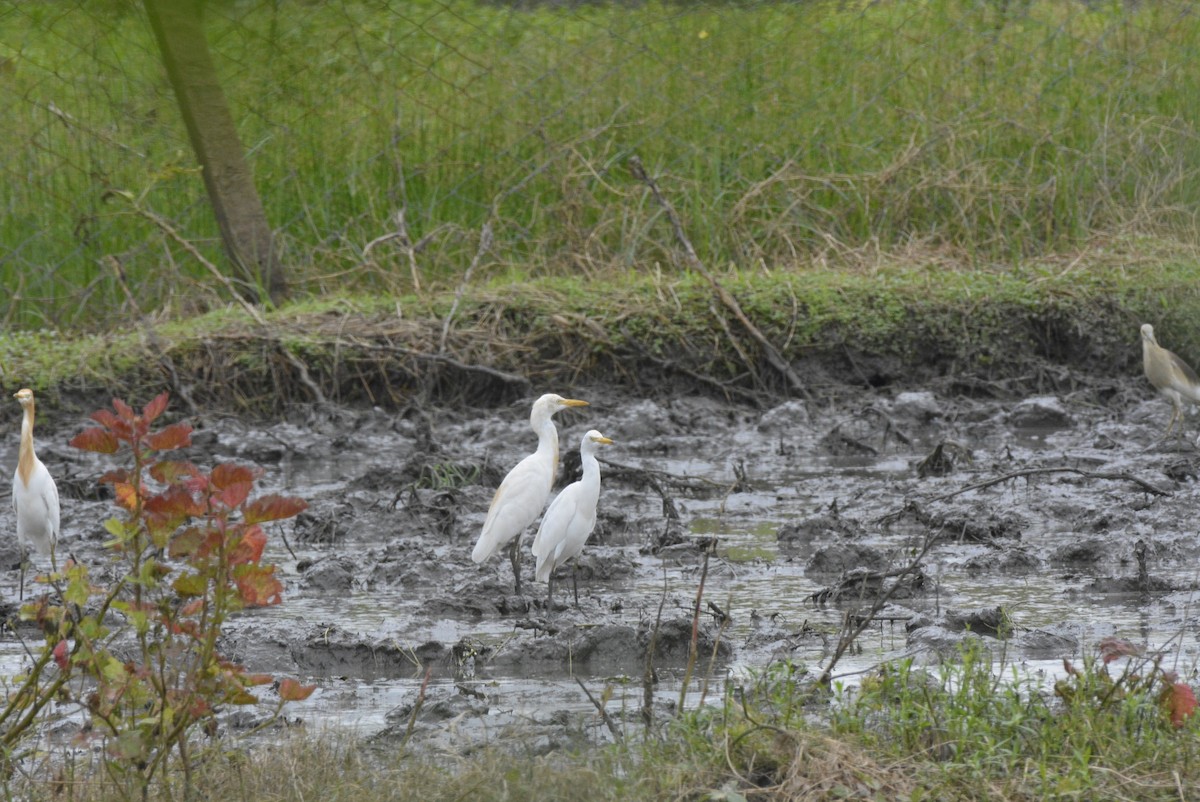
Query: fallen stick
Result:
<box><xmin>925</xmin><ymin>466</ymin><xmax>1170</xmax><ymax>502</ymax></box>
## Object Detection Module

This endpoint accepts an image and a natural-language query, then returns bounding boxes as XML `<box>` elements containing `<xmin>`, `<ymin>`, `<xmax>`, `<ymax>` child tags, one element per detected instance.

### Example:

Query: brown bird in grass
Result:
<box><xmin>1141</xmin><ymin>323</ymin><xmax>1200</xmax><ymax>439</ymax></box>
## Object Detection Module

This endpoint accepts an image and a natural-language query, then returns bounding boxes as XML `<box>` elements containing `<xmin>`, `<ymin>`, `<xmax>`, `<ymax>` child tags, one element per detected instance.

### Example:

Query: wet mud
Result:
<box><xmin>5</xmin><ymin>379</ymin><xmax>1200</xmax><ymax>753</ymax></box>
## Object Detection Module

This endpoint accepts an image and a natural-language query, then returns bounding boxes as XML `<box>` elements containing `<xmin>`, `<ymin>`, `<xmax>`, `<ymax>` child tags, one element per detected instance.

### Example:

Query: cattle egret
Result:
<box><xmin>11</xmin><ymin>388</ymin><xmax>59</xmax><ymax>599</ymax></box>
<box><xmin>472</xmin><ymin>393</ymin><xmax>588</xmax><ymax>594</ymax></box>
<box><xmin>1141</xmin><ymin>324</ymin><xmax>1200</xmax><ymax>440</ymax></box>
<box><xmin>532</xmin><ymin>429</ymin><xmax>612</xmax><ymax>607</ymax></box>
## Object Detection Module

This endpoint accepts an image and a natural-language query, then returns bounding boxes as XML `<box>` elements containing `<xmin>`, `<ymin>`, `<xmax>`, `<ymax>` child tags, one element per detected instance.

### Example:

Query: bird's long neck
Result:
<box><xmin>533</xmin><ymin>415</ymin><xmax>560</xmax><ymax>477</ymax></box>
<box><xmin>17</xmin><ymin>403</ymin><xmax>36</xmax><ymax>487</ymax></box>
<box><xmin>579</xmin><ymin>442</ymin><xmax>602</xmax><ymax>498</ymax></box>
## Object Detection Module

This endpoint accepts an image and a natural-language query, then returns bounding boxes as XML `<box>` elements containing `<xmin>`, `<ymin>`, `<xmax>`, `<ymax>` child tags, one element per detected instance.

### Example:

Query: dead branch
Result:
<box><xmin>628</xmin><ymin>155</ymin><xmax>813</xmax><ymax>403</ymax></box>
<box><xmin>813</xmin><ymin>529</ymin><xmax>939</xmax><ymax>688</ymax></box>
<box><xmin>575</xmin><ymin>676</ymin><xmax>622</xmax><ymax>741</ymax></box>
<box><xmin>336</xmin><ymin>336</ymin><xmax>530</xmax><ymax>391</ymax></box>
<box><xmin>925</xmin><ymin>466</ymin><xmax>1169</xmax><ymax>502</ymax></box>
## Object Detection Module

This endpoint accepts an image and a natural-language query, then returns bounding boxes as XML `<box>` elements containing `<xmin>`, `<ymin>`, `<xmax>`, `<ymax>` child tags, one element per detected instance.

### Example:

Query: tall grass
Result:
<box><xmin>3</xmin><ymin>0</ymin><xmax>1200</xmax><ymax>328</ymax></box>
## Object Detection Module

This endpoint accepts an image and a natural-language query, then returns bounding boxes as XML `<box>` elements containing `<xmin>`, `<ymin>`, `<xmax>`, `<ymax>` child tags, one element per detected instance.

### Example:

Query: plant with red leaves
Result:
<box><xmin>1057</xmin><ymin>637</ymin><xmax>1197</xmax><ymax>730</ymax></box>
<box><xmin>3</xmin><ymin>393</ymin><xmax>315</xmax><ymax>798</ymax></box>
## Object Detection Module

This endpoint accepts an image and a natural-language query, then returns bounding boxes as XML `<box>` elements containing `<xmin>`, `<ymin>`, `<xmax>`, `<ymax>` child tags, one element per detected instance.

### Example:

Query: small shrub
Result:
<box><xmin>0</xmin><ymin>393</ymin><xmax>315</xmax><ymax>799</ymax></box>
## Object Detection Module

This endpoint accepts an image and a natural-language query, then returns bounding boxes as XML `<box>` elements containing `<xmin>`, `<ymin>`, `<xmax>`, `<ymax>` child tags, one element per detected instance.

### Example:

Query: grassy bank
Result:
<box><xmin>28</xmin><ymin>644</ymin><xmax>1200</xmax><ymax>801</ymax></box>
<box><xmin>2</xmin><ymin>256</ymin><xmax>1200</xmax><ymax>417</ymax></box>
<box><xmin>4</xmin><ymin>1</ymin><xmax>1200</xmax><ymax>328</ymax></box>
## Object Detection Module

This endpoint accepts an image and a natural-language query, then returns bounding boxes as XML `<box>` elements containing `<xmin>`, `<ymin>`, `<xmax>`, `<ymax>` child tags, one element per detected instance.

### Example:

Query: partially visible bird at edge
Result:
<box><xmin>1141</xmin><ymin>323</ymin><xmax>1200</xmax><ymax>442</ymax></box>
<box><xmin>471</xmin><ymin>393</ymin><xmax>589</xmax><ymax>595</ymax></box>
<box><xmin>11</xmin><ymin>388</ymin><xmax>60</xmax><ymax>600</ymax></box>
<box><xmin>532</xmin><ymin>429</ymin><xmax>613</xmax><ymax>608</ymax></box>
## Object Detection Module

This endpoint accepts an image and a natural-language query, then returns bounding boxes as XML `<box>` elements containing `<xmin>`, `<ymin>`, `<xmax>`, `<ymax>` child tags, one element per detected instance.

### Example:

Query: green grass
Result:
<box><xmin>20</xmin><ymin>644</ymin><xmax>1200</xmax><ymax>801</ymax></box>
<box><xmin>4</xmin><ymin>0</ymin><xmax>1200</xmax><ymax>328</ymax></box>
<box><xmin>3</xmin><ymin>256</ymin><xmax>1200</xmax><ymax>416</ymax></box>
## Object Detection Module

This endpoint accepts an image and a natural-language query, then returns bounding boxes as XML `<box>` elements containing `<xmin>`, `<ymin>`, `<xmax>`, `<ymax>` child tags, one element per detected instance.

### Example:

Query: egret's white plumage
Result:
<box><xmin>1141</xmin><ymin>323</ymin><xmax>1200</xmax><ymax>439</ymax></box>
<box><xmin>12</xmin><ymin>388</ymin><xmax>59</xmax><ymax>597</ymax></box>
<box><xmin>472</xmin><ymin>394</ymin><xmax>588</xmax><ymax>592</ymax></box>
<box><xmin>532</xmin><ymin>430</ymin><xmax>611</xmax><ymax>602</ymax></box>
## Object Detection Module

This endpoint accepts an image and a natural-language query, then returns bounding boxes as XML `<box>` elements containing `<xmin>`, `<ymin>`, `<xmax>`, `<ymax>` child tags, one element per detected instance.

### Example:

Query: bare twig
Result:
<box><xmin>814</xmin><ymin>530</ymin><xmax>939</xmax><ymax>688</ymax></box>
<box><xmin>924</xmin><ymin>466</ymin><xmax>1169</xmax><ymax>502</ymax></box>
<box><xmin>439</xmin><ymin>221</ymin><xmax>492</xmax><ymax>354</ymax></box>
<box><xmin>118</xmin><ymin>197</ymin><xmax>265</xmax><ymax>325</ymax></box>
<box><xmin>678</xmin><ymin>540</ymin><xmax>715</xmax><ymax>711</ymax></box>
<box><xmin>628</xmin><ymin>155</ymin><xmax>813</xmax><ymax>403</ymax></box>
<box><xmin>643</xmin><ymin>565</ymin><xmax>668</xmax><ymax>730</ymax></box>
<box><xmin>400</xmin><ymin>667</ymin><xmax>433</xmax><ymax>749</ymax></box>
<box><xmin>278</xmin><ymin>343</ymin><xmax>327</xmax><ymax>404</ymax></box>
<box><xmin>574</xmin><ymin>675</ymin><xmax>622</xmax><ymax>741</ymax></box>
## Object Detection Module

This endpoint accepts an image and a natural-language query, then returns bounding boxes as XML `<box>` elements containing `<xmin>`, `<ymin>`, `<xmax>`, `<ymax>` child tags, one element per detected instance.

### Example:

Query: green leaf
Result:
<box><xmin>173</xmin><ymin>573</ymin><xmax>208</xmax><ymax>598</ymax></box>
<box><xmin>64</xmin><ymin>574</ymin><xmax>91</xmax><ymax>607</ymax></box>
<box><xmin>169</xmin><ymin>526</ymin><xmax>208</xmax><ymax>559</ymax></box>
<box><xmin>110</xmin><ymin>730</ymin><xmax>149</xmax><ymax>762</ymax></box>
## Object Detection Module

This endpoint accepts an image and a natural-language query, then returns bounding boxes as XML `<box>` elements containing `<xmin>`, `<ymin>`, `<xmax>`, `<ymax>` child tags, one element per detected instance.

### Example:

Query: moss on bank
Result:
<box><xmin>2</xmin><ymin>261</ymin><xmax>1198</xmax><ymax>417</ymax></box>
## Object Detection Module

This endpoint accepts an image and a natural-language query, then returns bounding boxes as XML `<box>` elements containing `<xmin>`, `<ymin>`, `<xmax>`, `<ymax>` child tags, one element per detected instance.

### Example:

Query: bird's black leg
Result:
<box><xmin>508</xmin><ymin>539</ymin><xmax>522</xmax><ymax>596</ymax></box>
<box><xmin>572</xmin><ymin>562</ymin><xmax>580</xmax><ymax>609</ymax></box>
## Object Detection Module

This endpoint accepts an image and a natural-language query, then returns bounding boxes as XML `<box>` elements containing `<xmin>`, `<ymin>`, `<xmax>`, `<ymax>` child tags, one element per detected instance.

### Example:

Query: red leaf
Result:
<box><xmin>146</xmin><ymin>422</ymin><xmax>193</xmax><ymax>452</ymax></box>
<box><xmin>149</xmin><ymin>460</ymin><xmax>199</xmax><ymax>485</ymax></box>
<box><xmin>229</xmin><ymin>525</ymin><xmax>266</xmax><ymax>565</ymax></box>
<box><xmin>98</xmin><ymin>468</ymin><xmax>132</xmax><ymax>485</ymax></box>
<box><xmin>244</xmin><ymin>494</ymin><xmax>308</xmax><ymax>524</ymax></box>
<box><xmin>212</xmin><ymin>463</ymin><xmax>258</xmax><ymax>491</ymax></box>
<box><xmin>179</xmin><ymin>599</ymin><xmax>204</xmax><ymax>617</ymax></box>
<box><xmin>234</xmin><ymin>564</ymin><xmax>283</xmax><ymax>607</ymax></box>
<box><xmin>1062</xmin><ymin>658</ymin><xmax>1077</xmax><ymax>676</ymax></box>
<box><xmin>245</xmin><ymin>673</ymin><xmax>274</xmax><ymax>687</ymax></box>
<box><xmin>144</xmin><ymin>484</ymin><xmax>199</xmax><ymax>518</ymax></box>
<box><xmin>1166</xmin><ymin>682</ymin><xmax>1198</xmax><ymax>728</ymax></box>
<box><xmin>112</xmin><ymin>482</ymin><xmax>141</xmax><ymax>512</ymax></box>
<box><xmin>142</xmin><ymin>392</ymin><xmax>169</xmax><ymax>423</ymax></box>
<box><xmin>90</xmin><ymin>409</ymin><xmax>120</xmax><ymax>429</ymax></box>
<box><xmin>112</xmin><ymin>398</ymin><xmax>136</xmax><ymax>422</ymax></box>
<box><xmin>1098</xmin><ymin>637</ymin><xmax>1141</xmax><ymax>664</ymax></box>
<box><xmin>216</xmin><ymin>482</ymin><xmax>253</xmax><ymax>510</ymax></box>
<box><xmin>53</xmin><ymin>640</ymin><xmax>69</xmax><ymax>670</ymax></box>
<box><xmin>279</xmin><ymin>678</ymin><xmax>317</xmax><ymax>702</ymax></box>
<box><xmin>69</xmin><ymin>427</ymin><xmax>119</xmax><ymax>454</ymax></box>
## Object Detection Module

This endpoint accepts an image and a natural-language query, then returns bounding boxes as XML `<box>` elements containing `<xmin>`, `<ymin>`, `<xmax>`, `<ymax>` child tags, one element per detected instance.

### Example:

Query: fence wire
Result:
<box><xmin>3</xmin><ymin>0</ymin><xmax>1200</xmax><ymax>329</ymax></box>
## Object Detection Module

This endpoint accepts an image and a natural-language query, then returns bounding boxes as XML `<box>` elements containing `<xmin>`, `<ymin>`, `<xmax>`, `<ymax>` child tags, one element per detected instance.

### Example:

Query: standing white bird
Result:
<box><xmin>1141</xmin><ymin>323</ymin><xmax>1200</xmax><ymax>440</ymax></box>
<box><xmin>11</xmin><ymin>388</ymin><xmax>60</xmax><ymax>599</ymax></box>
<box><xmin>472</xmin><ymin>393</ymin><xmax>589</xmax><ymax>594</ymax></box>
<box><xmin>532</xmin><ymin>430</ymin><xmax>613</xmax><ymax>607</ymax></box>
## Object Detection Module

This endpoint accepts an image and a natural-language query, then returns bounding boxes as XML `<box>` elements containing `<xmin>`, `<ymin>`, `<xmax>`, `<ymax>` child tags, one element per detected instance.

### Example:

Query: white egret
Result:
<box><xmin>11</xmin><ymin>388</ymin><xmax>59</xmax><ymax>599</ymax></box>
<box><xmin>532</xmin><ymin>429</ymin><xmax>612</xmax><ymax>607</ymax></box>
<box><xmin>471</xmin><ymin>393</ymin><xmax>588</xmax><ymax>594</ymax></box>
<box><xmin>1141</xmin><ymin>323</ymin><xmax>1200</xmax><ymax>439</ymax></box>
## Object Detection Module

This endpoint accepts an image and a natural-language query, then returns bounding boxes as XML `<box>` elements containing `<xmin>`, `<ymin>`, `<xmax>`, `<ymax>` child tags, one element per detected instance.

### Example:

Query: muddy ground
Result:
<box><xmin>4</xmin><ymin>375</ymin><xmax>1200</xmax><ymax>754</ymax></box>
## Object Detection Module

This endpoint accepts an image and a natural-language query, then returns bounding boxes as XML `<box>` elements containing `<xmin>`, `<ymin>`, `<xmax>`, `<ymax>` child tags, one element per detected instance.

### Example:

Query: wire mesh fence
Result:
<box><xmin>3</xmin><ymin>0</ymin><xmax>1200</xmax><ymax>329</ymax></box>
